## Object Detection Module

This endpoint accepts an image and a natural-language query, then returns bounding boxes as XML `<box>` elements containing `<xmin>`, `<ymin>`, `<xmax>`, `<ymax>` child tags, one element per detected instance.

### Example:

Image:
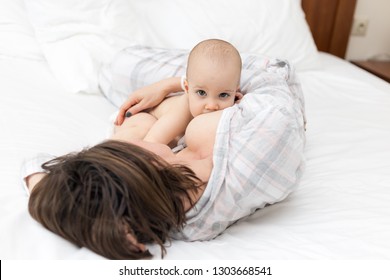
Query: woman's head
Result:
<box><xmin>28</xmin><ymin>140</ymin><xmax>202</xmax><ymax>259</ymax></box>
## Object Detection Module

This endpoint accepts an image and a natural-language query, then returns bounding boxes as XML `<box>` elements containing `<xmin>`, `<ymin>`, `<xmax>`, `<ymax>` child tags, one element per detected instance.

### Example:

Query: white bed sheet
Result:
<box><xmin>0</xmin><ymin>53</ymin><xmax>389</xmax><ymax>259</ymax></box>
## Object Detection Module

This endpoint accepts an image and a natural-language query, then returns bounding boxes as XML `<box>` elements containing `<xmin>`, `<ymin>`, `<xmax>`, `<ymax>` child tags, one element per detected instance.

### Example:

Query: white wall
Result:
<box><xmin>345</xmin><ymin>0</ymin><xmax>390</xmax><ymax>60</ymax></box>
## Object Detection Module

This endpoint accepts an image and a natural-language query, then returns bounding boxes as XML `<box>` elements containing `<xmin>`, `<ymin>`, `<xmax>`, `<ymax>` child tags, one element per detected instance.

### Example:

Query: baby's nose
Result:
<box><xmin>205</xmin><ymin>102</ymin><xmax>219</xmax><ymax>111</ymax></box>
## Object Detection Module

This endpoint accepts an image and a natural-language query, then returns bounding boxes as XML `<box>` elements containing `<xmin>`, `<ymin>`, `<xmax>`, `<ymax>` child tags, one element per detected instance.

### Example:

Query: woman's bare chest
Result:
<box><xmin>180</xmin><ymin>110</ymin><xmax>222</xmax><ymax>159</ymax></box>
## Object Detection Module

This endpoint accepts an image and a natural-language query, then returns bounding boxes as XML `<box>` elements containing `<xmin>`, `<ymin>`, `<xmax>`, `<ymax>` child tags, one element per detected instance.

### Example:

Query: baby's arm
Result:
<box><xmin>111</xmin><ymin>112</ymin><xmax>157</xmax><ymax>142</ymax></box>
<box><xmin>143</xmin><ymin>111</ymin><xmax>191</xmax><ymax>145</ymax></box>
<box><xmin>143</xmin><ymin>95</ymin><xmax>192</xmax><ymax>145</ymax></box>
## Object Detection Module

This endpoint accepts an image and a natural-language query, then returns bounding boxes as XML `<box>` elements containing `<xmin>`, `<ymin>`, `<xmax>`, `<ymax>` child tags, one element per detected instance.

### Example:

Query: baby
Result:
<box><xmin>112</xmin><ymin>39</ymin><xmax>242</xmax><ymax>148</ymax></box>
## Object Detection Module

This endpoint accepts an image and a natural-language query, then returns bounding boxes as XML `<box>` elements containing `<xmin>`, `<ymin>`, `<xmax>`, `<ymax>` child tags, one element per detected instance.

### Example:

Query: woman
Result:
<box><xmin>26</xmin><ymin>59</ymin><xmax>306</xmax><ymax>259</ymax></box>
<box><xmin>27</xmin><ymin>105</ymin><xmax>221</xmax><ymax>259</ymax></box>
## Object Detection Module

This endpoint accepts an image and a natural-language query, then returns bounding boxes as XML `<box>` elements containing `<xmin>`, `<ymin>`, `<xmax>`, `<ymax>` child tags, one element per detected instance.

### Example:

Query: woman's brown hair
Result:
<box><xmin>28</xmin><ymin>140</ymin><xmax>202</xmax><ymax>259</ymax></box>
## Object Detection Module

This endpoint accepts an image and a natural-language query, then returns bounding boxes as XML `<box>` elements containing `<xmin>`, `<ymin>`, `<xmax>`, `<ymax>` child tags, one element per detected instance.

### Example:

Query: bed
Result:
<box><xmin>1</xmin><ymin>0</ymin><xmax>390</xmax><ymax>260</ymax></box>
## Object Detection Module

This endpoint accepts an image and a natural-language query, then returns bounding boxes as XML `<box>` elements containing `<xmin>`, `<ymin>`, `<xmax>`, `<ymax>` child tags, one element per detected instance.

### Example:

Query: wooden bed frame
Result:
<box><xmin>302</xmin><ymin>0</ymin><xmax>357</xmax><ymax>58</ymax></box>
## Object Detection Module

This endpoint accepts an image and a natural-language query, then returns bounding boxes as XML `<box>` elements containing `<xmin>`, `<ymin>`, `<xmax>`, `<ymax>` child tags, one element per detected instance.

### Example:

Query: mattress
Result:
<box><xmin>1</xmin><ymin>52</ymin><xmax>389</xmax><ymax>260</ymax></box>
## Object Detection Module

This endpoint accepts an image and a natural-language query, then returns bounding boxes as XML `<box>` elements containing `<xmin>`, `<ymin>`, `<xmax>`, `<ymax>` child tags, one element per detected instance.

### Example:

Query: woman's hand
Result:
<box><xmin>25</xmin><ymin>172</ymin><xmax>46</xmax><ymax>194</ymax></box>
<box><xmin>115</xmin><ymin>77</ymin><xmax>182</xmax><ymax>126</ymax></box>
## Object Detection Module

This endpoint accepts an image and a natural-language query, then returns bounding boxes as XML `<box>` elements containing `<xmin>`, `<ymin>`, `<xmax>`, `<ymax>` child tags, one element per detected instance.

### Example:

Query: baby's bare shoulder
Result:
<box><xmin>151</xmin><ymin>94</ymin><xmax>189</xmax><ymax>118</ymax></box>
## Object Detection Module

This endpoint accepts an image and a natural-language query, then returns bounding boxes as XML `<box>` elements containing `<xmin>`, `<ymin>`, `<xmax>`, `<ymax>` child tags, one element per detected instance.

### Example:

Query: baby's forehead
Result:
<box><xmin>188</xmin><ymin>56</ymin><xmax>241</xmax><ymax>73</ymax></box>
<box><xmin>190</xmin><ymin>49</ymin><xmax>238</xmax><ymax>65</ymax></box>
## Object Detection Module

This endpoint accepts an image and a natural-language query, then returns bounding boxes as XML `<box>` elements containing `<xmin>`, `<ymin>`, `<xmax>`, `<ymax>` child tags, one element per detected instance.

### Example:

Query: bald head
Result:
<box><xmin>186</xmin><ymin>39</ymin><xmax>242</xmax><ymax>80</ymax></box>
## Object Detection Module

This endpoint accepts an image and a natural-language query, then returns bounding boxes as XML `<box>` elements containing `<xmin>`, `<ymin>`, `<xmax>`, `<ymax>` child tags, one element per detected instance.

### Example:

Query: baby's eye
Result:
<box><xmin>219</xmin><ymin>92</ymin><xmax>230</xmax><ymax>99</ymax></box>
<box><xmin>196</xmin><ymin>90</ymin><xmax>207</xmax><ymax>97</ymax></box>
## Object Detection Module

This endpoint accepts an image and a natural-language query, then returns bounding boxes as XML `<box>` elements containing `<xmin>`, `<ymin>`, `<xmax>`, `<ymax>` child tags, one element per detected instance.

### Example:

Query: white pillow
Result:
<box><xmin>0</xmin><ymin>0</ymin><xmax>43</xmax><ymax>60</ymax></box>
<box><xmin>129</xmin><ymin>0</ymin><xmax>319</xmax><ymax>70</ymax></box>
<box><xmin>25</xmin><ymin>0</ymin><xmax>319</xmax><ymax>94</ymax></box>
<box><xmin>24</xmin><ymin>0</ymin><xmax>138</xmax><ymax>94</ymax></box>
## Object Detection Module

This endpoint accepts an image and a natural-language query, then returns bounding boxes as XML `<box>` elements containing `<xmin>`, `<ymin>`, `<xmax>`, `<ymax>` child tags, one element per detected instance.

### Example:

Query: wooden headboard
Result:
<box><xmin>302</xmin><ymin>0</ymin><xmax>357</xmax><ymax>58</ymax></box>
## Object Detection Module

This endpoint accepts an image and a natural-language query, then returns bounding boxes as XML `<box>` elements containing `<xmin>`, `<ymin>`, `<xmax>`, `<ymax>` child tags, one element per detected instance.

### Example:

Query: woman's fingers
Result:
<box><xmin>115</xmin><ymin>98</ymin><xmax>139</xmax><ymax>125</ymax></box>
<box><xmin>124</xmin><ymin>102</ymin><xmax>145</xmax><ymax>117</ymax></box>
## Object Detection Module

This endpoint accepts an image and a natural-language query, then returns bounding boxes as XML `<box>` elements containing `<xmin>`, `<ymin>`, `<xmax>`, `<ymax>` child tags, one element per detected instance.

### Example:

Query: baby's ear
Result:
<box><xmin>183</xmin><ymin>79</ymin><xmax>189</xmax><ymax>93</ymax></box>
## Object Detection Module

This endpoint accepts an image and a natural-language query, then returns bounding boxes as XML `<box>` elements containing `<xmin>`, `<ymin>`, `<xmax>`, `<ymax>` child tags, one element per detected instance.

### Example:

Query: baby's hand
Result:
<box><xmin>234</xmin><ymin>92</ymin><xmax>244</xmax><ymax>104</ymax></box>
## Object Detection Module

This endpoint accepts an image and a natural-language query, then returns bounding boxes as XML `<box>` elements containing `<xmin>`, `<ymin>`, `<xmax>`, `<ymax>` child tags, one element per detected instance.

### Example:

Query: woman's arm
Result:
<box><xmin>25</xmin><ymin>173</ymin><xmax>46</xmax><ymax>194</ymax></box>
<box><xmin>115</xmin><ymin>77</ymin><xmax>182</xmax><ymax>126</ymax></box>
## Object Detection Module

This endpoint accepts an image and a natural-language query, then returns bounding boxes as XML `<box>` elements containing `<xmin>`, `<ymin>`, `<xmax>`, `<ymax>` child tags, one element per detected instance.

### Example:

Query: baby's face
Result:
<box><xmin>185</xmin><ymin>58</ymin><xmax>240</xmax><ymax>117</ymax></box>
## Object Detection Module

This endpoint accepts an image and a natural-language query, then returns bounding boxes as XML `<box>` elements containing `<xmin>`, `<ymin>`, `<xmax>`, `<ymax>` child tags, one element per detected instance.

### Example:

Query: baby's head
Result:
<box><xmin>184</xmin><ymin>39</ymin><xmax>242</xmax><ymax>117</ymax></box>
